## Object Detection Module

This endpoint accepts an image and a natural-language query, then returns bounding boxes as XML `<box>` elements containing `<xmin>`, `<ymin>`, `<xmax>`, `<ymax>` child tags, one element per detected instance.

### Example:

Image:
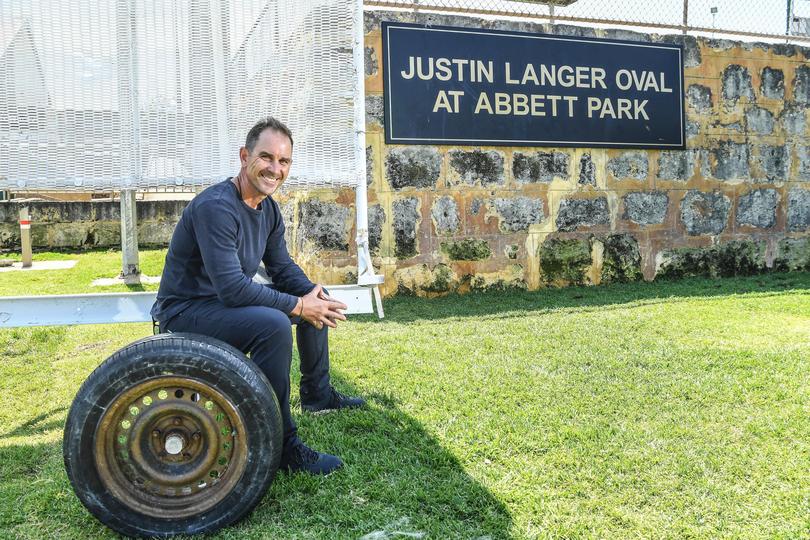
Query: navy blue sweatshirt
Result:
<box><xmin>151</xmin><ymin>179</ymin><xmax>314</xmax><ymax>323</ymax></box>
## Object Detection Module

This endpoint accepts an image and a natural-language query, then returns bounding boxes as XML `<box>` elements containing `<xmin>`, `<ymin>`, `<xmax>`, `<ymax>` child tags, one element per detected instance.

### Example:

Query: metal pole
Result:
<box><xmin>549</xmin><ymin>4</ymin><xmax>555</xmax><ymax>25</ymax></box>
<box><xmin>787</xmin><ymin>0</ymin><xmax>794</xmax><ymax>35</ymax></box>
<box><xmin>353</xmin><ymin>0</ymin><xmax>384</xmax><ymax>317</ymax></box>
<box><xmin>120</xmin><ymin>190</ymin><xmax>141</xmax><ymax>284</ymax></box>
<box><xmin>683</xmin><ymin>0</ymin><xmax>689</xmax><ymax>34</ymax></box>
<box><xmin>117</xmin><ymin>0</ymin><xmax>141</xmax><ymax>283</ymax></box>
<box><xmin>19</xmin><ymin>206</ymin><xmax>32</xmax><ymax>268</ymax></box>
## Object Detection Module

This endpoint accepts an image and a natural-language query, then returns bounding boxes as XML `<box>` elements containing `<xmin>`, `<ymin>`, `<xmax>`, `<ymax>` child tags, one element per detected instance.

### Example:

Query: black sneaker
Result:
<box><xmin>280</xmin><ymin>439</ymin><xmax>343</xmax><ymax>475</ymax></box>
<box><xmin>301</xmin><ymin>386</ymin><xmax>366</xmax><ymax>413</ymax></box>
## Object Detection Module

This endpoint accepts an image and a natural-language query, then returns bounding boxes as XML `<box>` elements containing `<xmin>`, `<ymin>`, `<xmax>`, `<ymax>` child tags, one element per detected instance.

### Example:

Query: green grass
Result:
<box><xmin>0</xmin><ymin>249</ymin><xmax>167</xmax><ymax>295</ymax></box>
<box><xmin>1</xmin><ymin>251</ymin><xmax>809</xmax><ymax>538</ymax></box>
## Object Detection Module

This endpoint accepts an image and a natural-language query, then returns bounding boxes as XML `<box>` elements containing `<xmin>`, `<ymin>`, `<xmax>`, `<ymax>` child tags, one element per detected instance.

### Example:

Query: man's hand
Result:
<box><xmin>300</xmin><ymin>285</ymin><xmax>348</xmax><ymax>329</ymax></box>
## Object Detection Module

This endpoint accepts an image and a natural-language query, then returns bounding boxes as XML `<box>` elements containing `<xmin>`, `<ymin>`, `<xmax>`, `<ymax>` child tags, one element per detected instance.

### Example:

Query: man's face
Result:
<box><xmin>240</xmin><ymin>128</ymin><xmax>293</xmax><ymax>197</ymax></box>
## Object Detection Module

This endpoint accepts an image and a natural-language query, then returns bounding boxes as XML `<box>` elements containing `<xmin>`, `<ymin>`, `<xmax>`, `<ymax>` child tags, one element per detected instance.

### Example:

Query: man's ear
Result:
<box><xmin>239</xmin><ymin>147</ymin><xmax>249</xmax><ymax>166</ymax></box>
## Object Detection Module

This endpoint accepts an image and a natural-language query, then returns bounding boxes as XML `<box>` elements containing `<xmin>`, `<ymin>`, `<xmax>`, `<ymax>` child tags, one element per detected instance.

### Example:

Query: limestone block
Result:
<box><xmin>787</xmin><ymin>187</ymin><xmax>810</xmax><ymax>231</ymax></box>
<box><xmin>448</xmin><ymin>149</ymin><xmax>505</xmax><ymax>186</ymax></box>
<box><xmin>137</xmin><ymin>221</ymin><xmax>176</xmax><ymax>246</ymax></box>
<box><xmin>393</xmin><ymin>197</ymin><xmax>420</xmax><ymax>258</ymax></box>
<box><xmin>774</xmin><ymin>237</ymin><xmax>810</xmax><ymax>271</ymax></box>
<box><xmin>792</xmin><ymin>65</ymin><xmax>810</xmax><ymax>104</ymax></box>
<box><xmin>393</xmin><ymin>263</ymin><xmax>458</xmax><ymax>295</ymax></box>
<box><xmin>607</xmin><ymin>151</ymin><xmax>648</xmax><ymax>180</ymax></box>
<box><xmin>299</xmin><ymin>200</ymin><xmax>351</xmax><ymax>251</ymax></box>
<box><xmin>745</xmin><ymin>107</ymin><xmax>775</xmax><ymax>135</ymax></box>
<box><xmin>797</xmin><ymin>146</ymin><xmax>810</xmax><ymax>181</ymax></box>
<box><xmin>556</xmin><ymin>197</ymin><xmax>610</xmax><ymax>232</ymax></box>
<box><xmin>622</xmin><ymin>191</ymin><xmax>669</xmax><ymax>225</ymax></box>
<box><xmin>680</xmin><ymin>190</ymin><xmax>731</xmax><ymax>235</ymax></box>
<box><xmin>441</xmin><ymin>238</ymin><xmax>491</xmax><ymax>261</ymax></box>
<box><xmin>736</xmin><ymin>188</ymin><xmax>778</xmax><ymax>229</ymax></box>
<box><xmin>365</xmin><ymin>46</ymin><xmax>378</xmax><ymax>76</ymax></box>
<box><xmin>51</xmin><ymin>222</ymin><xmax>91</xmax><ymax>247</ymax></box>
<box><xmin>657</xmin><ymin>150</ymin><xmax>696</xmax><ymax>182</ymax></box>
<box><xmin>431</xmin><ymin>196</ymin><xmax>460</xmax><ymax>235</ymax></box>
<box><xmin>366</xmin><ymin>95</ymin><xmax>384</xmax><ymax>128</ymax></box>
<box><xmin>601</xmin><ymin>233</ymin><xmax>642</xmax><ymax>283</ymax></box>
<box><xmin>91</xmin><ymin>222</ymin><xmax>122</xmax><ymax>246</ymax></box>
<box><xmin>468</xmin><ymin>265</ymin><xmax>527</xmax><ymax>291</ymax></box>
<box><xmin>578</xmin><ymin>153</ymin><xmax>596</xmax><ymax>185</ymax></box>
<box><xmin>757</xmin><ymin>145</ymin><xmax>789</xmax><ymax>182</ymax></box>
<box><xmin>780</xmin><ymin>104</ymin><xmax>806</xmax><ymax>135</ymax></box>
<box><xmin>0</xmin><ymin>223</ymin><xmax>19</xmax><ymax>249</ymax></box>
<box><xmin>760</xmin><ymin>67</ymin><xmax>785</xmax><ymax>100</ymax></box>
<box><xmin>686</xmin><ymin>84</ymin><xmax>713</xmax><ymax>112</ymax></box>
<box><xmin>491</xmin><ymin>197</ymin><xmax>544</xmax><ymax>232</ymax></box>
<box><xmin>539</xmin><ymin>237</ymin><xmax>592</xmax><ymax>285</ymax></box>
<box><xmin>385</xmin><ymin>147</ymin><xmax>441</xmax><ymax>190</ymax></box>
<box><xmin>722</xmin><ymin>65</ymin><xmax>755</xmax><ymax>104</ymax></box>
<box><xmin>710</xmin><ymin>141</ymin><xmax>750</xmax><ymax>181</ymax></box>
<box><xmin>368</xmin><ymin>204</ymin><xmax>385</xmax><ymax>252</ymax></box>
<box><xmin>513</xmin><ymin>151</ymin><xmax>569</xmax><ymax>183</ymax></box>
<box><xmin>656</xmin><ymin>240</ymin><xmax>766</xmax><ymax>278</ymax></box>
<box><xmin>659</xmin><ymin>35</ymin><xmax>701</xmax><ymax>68</ymax></box>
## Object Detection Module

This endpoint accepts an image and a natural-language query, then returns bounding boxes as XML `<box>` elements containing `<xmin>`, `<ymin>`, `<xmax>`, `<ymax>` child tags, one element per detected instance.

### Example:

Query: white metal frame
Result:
<box><xmin>353</xmin><ymin>0</ymin><xmax>386</xmax><ymax>316</ymax></box>
<box><xmin>1</xmin><ymin>0</ymin><xmax>384</xmax><ymax>327</ymax></box>
<box><xmin>0</xmin><ymin>285</ymin><xmax>375</xmax><ymax>328</ymax></box>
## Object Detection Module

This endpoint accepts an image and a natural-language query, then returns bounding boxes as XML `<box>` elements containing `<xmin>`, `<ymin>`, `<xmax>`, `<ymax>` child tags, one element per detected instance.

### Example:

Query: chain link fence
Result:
<box><xmin>365</xmin><ymin>0</ymin><xmax>810</xmax><ymax>43</ymax></box>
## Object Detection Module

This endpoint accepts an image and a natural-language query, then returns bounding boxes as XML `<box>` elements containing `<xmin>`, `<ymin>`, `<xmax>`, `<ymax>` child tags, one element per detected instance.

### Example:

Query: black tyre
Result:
<box><xmin>64</xmin><ymin>333</ymin><xmax>283</xmax><ymax>538</ymax></box>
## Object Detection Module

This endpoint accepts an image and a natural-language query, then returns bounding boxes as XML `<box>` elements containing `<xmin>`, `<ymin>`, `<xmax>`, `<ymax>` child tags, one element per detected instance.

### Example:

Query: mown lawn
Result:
<box><xmin>0</xmin><ymin>251</ymin><xmax>808</xmax><ymax>539</ymax></box>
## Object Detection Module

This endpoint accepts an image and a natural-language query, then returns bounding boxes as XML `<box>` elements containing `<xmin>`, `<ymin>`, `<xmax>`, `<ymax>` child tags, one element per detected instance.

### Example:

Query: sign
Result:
<box><xmin>382</xmin><ymin>22</ymin><xmax>685</xmax><ymax>149</ymax></box>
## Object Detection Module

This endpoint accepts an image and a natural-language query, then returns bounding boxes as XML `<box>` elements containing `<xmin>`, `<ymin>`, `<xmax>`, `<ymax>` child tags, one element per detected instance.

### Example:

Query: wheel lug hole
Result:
<box><xmin>192</xmin><ymin>432</ymin><xmax>201</xmax><ymax>441</ymax></box>
<box><xmin>173</xmin><ymin>417</ymin><xmax>182</xmax><ymax>426</ymax></box>
<box><xmin>152</xmin><ymin>429</ymin><xmax>161</xmax><ymax>437</ymax></box>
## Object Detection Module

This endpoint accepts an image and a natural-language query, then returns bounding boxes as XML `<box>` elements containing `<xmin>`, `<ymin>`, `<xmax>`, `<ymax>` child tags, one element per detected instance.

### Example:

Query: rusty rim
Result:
<box><xmin>94</xmin><ymin>376</ymin><xmax>248</xmax><ymax>519</ymax></box>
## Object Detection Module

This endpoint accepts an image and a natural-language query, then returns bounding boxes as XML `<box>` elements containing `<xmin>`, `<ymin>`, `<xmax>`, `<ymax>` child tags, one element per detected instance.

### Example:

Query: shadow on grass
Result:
<box><xmin>0</xmin><ymin>377</ymin><xmax>511</xmax><ymax>538</ymax></box>
<box><xmin>0</xmin><ymin>407</ymin><xmax>66</xmax><ymax>440</ymax></box>
<box><xmin>124</xmin><ymin>283</ymin><xmax>146</xmax><ymax>292</ymax></box>
<box><xmin>244</xmin><ymin>369</ymin><xmax>512</xmax><ymax>538</ymax></box>
<box><xmin>363</xmin><ymin>272</ymin><xmax>810</xmax><ymax>324</ymax></box>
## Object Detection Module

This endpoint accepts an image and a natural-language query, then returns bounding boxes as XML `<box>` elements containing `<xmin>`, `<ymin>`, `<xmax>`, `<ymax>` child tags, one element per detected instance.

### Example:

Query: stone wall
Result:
<box><xmin>359</xmin><ymin>12</ymin><xmax>810</xmax><ymax>295</ymax></box>
<box><xmin>2</xmin><ymin>12</ymin><xmax>810</xmax><ymax>296</ymax></box>
<box><xmin>0</xmin><ymin>200</ymin><xmax>184</xmax><ymax>249</ymax></box>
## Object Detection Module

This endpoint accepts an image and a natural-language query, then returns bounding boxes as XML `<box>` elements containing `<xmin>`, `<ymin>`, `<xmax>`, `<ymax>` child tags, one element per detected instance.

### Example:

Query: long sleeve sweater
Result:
<box><xmin>151</xmin><ymin>179</ymin><xmax>314</xmax><ymax>323</ymax></box>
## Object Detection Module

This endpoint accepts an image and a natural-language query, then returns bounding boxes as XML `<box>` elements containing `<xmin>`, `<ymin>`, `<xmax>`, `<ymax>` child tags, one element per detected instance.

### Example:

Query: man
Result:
<box><xmin>151</xmin><ymin>117</ymin><xmax>364</xmax><ymax>475</ymax></box>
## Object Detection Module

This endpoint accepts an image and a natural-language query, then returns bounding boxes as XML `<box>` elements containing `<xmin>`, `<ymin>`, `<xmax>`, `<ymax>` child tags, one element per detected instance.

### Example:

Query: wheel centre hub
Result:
<box><xmin>164</xmin><ymin>433</ymin><xmax>185</xmax><ymax>455</ymax></box>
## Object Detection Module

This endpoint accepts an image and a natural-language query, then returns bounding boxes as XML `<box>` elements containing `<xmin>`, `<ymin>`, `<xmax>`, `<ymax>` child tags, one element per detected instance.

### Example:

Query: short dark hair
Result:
<box><xmin>245</xmin><ymin>117</ymin><xmax>294</xmax><ymax>152</ymax></box>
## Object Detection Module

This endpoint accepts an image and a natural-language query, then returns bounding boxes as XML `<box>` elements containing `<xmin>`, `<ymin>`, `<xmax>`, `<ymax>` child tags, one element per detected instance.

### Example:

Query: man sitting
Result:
<box><xmin>151</xmin><ymin>117</ymin><xmax>364</xmax><ymax>475</ymax></box>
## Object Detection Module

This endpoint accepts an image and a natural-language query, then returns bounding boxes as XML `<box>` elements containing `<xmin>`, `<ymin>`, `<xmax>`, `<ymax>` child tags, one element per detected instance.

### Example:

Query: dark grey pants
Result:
<box><xmin>163</xmin><ymin>298</ymin><xmax>331</xmax><ymax>446</ymax></box>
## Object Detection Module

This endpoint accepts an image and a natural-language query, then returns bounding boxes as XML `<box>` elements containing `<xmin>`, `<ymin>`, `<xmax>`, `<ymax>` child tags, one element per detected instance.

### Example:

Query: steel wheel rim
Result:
<box><xmin>94</xmin><ymin>376</ymin><xmax>249</xmax><ymax>519</ymax></box>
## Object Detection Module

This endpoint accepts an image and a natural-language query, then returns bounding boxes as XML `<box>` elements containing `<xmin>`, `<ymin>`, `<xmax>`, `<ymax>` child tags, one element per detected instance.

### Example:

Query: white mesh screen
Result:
<box><xmin>0</xmin><ymin>0</ymin><xmax>360</xmax><ymax>191</ymax></box>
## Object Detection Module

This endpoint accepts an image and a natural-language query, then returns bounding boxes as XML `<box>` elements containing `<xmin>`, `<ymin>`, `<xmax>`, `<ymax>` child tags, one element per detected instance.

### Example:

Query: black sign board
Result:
<box><xmin>382</xmin><ymin>22</ymin><xmax>685</xmax><ymax>149</ymax></box>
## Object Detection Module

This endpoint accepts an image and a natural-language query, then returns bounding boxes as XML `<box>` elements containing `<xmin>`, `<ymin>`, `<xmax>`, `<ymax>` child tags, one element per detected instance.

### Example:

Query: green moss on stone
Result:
<box><xmin>601</xmin><ymin>234</ymin><xmax>643</xmax><ymax>284</ymax></box>
<box><xmin>0</xmin><ymin>224</ymin><xmax>18</xmax><ymax>249</ymax></box>
<box><xmin>539</xmin><ymin>237</ymin><xmax>592</xmax><ymax>284</ymax></box>
<box><xmin>423</xmin><ymin>264</ymin><xmax>454</xmax><ymax>293</ymax></box>
<box><xmin>469</xmin><ymin>276</ymin><xmax>528</xmax><ymax>292</ymax></box>
<box><xmin>441</xmin><ymin>239</ymin><xmax>492</xmax><ymax>261</ymax></box>
<box><xmin>773</xmin><ymin>237</ymin><xmax>810</xmax><ymax>271</ymax></box>
<box><xmin>657</xmin><ymin>240</ymin><xmax>766</xmax><ymax>279</ymax></box>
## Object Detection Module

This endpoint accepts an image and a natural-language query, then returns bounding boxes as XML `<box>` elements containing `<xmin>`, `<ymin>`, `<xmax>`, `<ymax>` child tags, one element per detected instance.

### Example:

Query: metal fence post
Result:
<box><xmin>120</xmin><ymin>190</ymin><xmax>141</xmax><ymax>284</ymax></box>
<box><xmin>19</xmin><ymin>206</ymin><xmax>32</xmax><ymax>268</ymax></box>
<box><xmin>683</xmin><ymin>0</ymin><xmax>689</xmax><ymax>34</ymax></box>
